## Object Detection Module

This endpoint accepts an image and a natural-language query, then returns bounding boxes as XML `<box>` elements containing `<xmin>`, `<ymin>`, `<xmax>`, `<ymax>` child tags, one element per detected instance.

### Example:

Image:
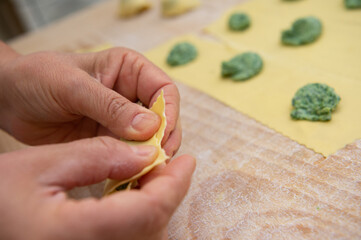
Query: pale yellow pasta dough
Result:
<box><xmin>103</xmin><ymin>91</ymin><xmax>168</xmax><ymax>195</ymax></box>
<box><xmin>161</xmin><ymin>0</ymin><xmax>200</xmax><ymax>17</ymax></box>
<box><xmin>206</xmin><ymin>0</ymin><xmax>361</xmax><ymax>81</ymax></box>
<box><xmin>118</xmin><ymin>0</ymin><xmax>152</xmax><ymax>18</ymax></box>
<box><xmin>145</xmin><ymin>35</ymin><xmax>361</xmax><ymax>156</ymax></box>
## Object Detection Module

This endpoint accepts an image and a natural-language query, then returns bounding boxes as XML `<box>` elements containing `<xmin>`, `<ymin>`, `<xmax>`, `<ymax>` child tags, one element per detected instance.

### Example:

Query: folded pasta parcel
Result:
<box><xmin>118</xmin><ymin>0</ymin><xmax>152</xmax><ymax>18</ymax></box>
<box><xmin>162</xmin><ymin>0</ymin><xmax>200</xmax><ymax>17</ymax></box>
<box><xmin>103</xmin><ymin>91</ymin><xmax>169</xmax><ymax>195</ymax></box>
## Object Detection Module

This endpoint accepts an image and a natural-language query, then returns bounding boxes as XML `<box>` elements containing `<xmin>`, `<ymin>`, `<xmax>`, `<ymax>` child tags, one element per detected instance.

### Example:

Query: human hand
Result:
<box><xmin>0</xmin><ymin>136</ymin><xmax>195</xmax><ymax>240</ymax></box>
<box><xmin>0</xmin><ymin>44</ymin><xmax>181</xmax><ymax>156</ymax></box>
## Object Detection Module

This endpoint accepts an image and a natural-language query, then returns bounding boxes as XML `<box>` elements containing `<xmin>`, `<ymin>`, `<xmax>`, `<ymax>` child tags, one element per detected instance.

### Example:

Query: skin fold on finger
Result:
<box><xmin>67</xmin><ymin>76</ymin><xmax>160</xmax><ymax>141</ymax></box>
<box><xmin>28</xmin><ymin>137</ymin><xmax>158</xmax><ymax>190</ymax></box>
<box><xmin>140</xmin><ymin>155</ymin><xmax>196</xmax><ymax>216</ymax></box>
<box><xmin>70</xmin><ymin>48</ymin><xmax>167</xmax><ymax>103</ymax></box>
<box><xmin>105</xmin><ymin>49</ymin><xmax>180</xmax><ymax>144</ymax></box>
<box><xmin>163</xmin><ymin>118</ymin><xmax>182</xmax><ymax>157</ymax></box>
<box><xmin>0</xmin><ymin>52</ymin><xmax>107</xmax><ymax>145</ymax></box>
<box><xmin>72</xmin><ymin>49</ymin><xmax>180</xmax><ymax>144</ymax></box>
<box><xmin>55</xmin><ymin>155</ymin><xmax>195</xmax><ymax>240</ymax></box>
<box><xmin>55</xmin><ymin>193</ymin><xmax>165</xmax><ymax>240</ymax></box>
<box><xmin>96</xmin><ymin>125</ymin><xmax>119</xmax><ymax>138</ymax></box>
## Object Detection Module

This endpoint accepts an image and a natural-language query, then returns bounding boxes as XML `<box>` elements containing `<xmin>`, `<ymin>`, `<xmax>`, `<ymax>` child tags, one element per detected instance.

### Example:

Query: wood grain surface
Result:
<box><xmin>8</xmin><ymin>0</ymin><xmax>243</xmax><ymax>54</ymax></box>
<box><xmin>168</xmin><ymin>82</ymin><xmax>361</xmax><ymax>239</ymax></box>
<box><xmin>2</xmin><ymin>0</ymin><xmax>361</xmax><ymax>238</ymax></box>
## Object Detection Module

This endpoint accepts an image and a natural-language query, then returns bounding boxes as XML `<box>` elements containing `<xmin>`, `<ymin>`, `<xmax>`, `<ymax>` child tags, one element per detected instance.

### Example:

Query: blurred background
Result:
<box><xmin>0</xmin><ymin>0</ymin><xmax>105</xmax><ymax>41</ymax></box>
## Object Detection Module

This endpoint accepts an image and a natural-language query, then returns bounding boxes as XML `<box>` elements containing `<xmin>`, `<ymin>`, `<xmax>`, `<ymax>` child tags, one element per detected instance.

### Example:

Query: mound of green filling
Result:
<box><xmin>228</xmin><ymin>13</ymin><xmax>250</xmax><ymax>31</ymax></box>
<box><xmin>115</xmin><ymin>183</ymin><xmax>129</xmax><ymax>191</ymax></box>
<box><xmin>221</xmin><ymin>52</ymin><xmax>263</xmax><ymax>81</ymax></box>
<box><xmin>291</xmin><ymin>83</ymin><xmax>341</xmax><ymax>121</ymax></box>
<box><xmin>345</xmin><ymin>0</ymin><xmax>361</xmax><ymax>8</ymax></box>
<box><xmin>282</xmin><ymin>17</ymin><xmax>322</xmax><ymax>46</ymax></box>
<box><xmin>167</xmin><ymin>42</ymin><xmax>198</xmax><ymax>66</ymax></box>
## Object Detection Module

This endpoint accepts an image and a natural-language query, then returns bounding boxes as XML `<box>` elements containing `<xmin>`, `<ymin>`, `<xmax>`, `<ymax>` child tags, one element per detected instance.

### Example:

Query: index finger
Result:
<box><xmin>74</xmin><ymin>48</ymin><xmax>180</xmax><ymax>144</ymax></box>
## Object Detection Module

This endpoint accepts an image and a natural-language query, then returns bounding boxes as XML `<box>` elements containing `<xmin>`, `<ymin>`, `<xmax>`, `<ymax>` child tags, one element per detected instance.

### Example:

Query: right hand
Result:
<box><xmin>0</xmin><ymin>137</ymin><xmax>196</xmax><ymax>240</ymax></box>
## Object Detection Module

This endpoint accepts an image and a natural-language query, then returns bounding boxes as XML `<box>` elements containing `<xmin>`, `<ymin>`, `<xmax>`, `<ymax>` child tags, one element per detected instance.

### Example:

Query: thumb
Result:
<box><xmin>71</xmin><ymin>74</ymin><xmax>160</xmax><ymax>141</ymax></box>
<box><xmin>30</xmin><ymin>137</ymin><xmax>158</xmax><ymax>190</ymax></box>
<box><xmin>54</xmin><ymin>155</ymin><xmax>195</xmax><ymax>240</ymax></box>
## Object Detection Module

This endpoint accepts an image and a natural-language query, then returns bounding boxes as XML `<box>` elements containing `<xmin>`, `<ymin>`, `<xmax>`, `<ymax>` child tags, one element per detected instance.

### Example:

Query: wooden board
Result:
<box><xmin>169</xmin><ymin>82</ymin><xmax>361</xmax><ymax>239</ymax></box>
<box><xmin>8</xmin><ymin>0</ymin><xmax>244</xmax><ymax>54</ymax></box>
<box><xmin>2</xmin><ymin>0</ymin><xmax>361</xmax><ymax>238</ymax></box>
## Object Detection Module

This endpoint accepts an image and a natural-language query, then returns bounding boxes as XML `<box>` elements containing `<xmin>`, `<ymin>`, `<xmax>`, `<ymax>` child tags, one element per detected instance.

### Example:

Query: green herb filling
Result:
<box><xmin>167</xmin><ymin>42</ymin><xmax>198</xmax><ymax>66</ymax></box>
<box><xmin>115</xmin><ymin>183</ymin><xmax>130</xmax><ymax>191</ymax></box>
<box><xmin>221</xmin><ymin>52</ymin><xmax>263</xmax><ymax>81</ymax></box>
<box><xmin>345</xmin><ymin>0</ymin><xmax>361</xmax><ymax>9</ymax></box>
<box><xmin>282</xmin><ymin>16</ymin><xmax>322</xmax><ymax>46</ymax></box>
<box><xmin>291</xmin><ymin>83</ymin><xmax>341</xmax><ymax>121</ymax></box>
<box><xmin>228</xmin><ymin>13</ymin><xmax>251</xmax><ymax>31</ymax></box>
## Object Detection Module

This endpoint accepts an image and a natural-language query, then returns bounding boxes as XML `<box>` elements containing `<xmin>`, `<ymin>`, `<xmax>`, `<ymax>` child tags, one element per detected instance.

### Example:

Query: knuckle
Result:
<box><xmin>106</xmin><ymin>47</ymin><xmax>138</xmax><ymax>64</ymax></box>
<box><xmin>70</xmin><ymin>71</ymin><xmax>92</xmax><ymax>90</ymax></box>
<box><xmin>106</xmin><ymin>96</ymin><xmax>130</xmax><ymax>125</ymax></box>
<box><xmin>165</xmin><ymin>102</ymin><xmax>178</xmax><ymax>124</ymax></box>
<box><xmin>169</xmin><ymin>82</ymin><xmax>180</xmax><ymax>97</ymax></box>
<box><xmin>117</xmin><ymin>48</ymin><xmax>145</xmax><ymax>69</ymax></box>
<box><xmin>88</xmin><ymin>136</ymin><xmax>120</xmax><ymax>156</ymax></box>
<box><xmin>105</xmin><ymin>48</ymin><xmax>122</xmax><ymax>63</ymax></box>
<box><xmin>95</xmin><ymin>136</ymin><xmax>117</xmax><ymax>149</ymax></box>
<box><xmin>95</xmin><ymin>135</ymin><xmax>115</xmax><ymax>147</ymax></box>
<box><xmin>59</xmin><ymin>70</ymin><xmax>89</xmax><ymax>101</ymax></box>
<box><xmin>166</xmin><ymin>83</ymin><xmax>181</xmax><ymax>103</ymax></box>
<box><xmin>120</xmin><ymin>49</ymin><xmax>144</xmax><ymax>74</ymax></box>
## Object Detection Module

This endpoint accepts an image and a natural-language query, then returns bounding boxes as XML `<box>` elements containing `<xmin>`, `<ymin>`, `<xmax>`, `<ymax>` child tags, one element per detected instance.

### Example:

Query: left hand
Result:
<box><xmin>0</xmin><ymin>46</ymin><xmax>181</xmax><ymax>156</ymax></box>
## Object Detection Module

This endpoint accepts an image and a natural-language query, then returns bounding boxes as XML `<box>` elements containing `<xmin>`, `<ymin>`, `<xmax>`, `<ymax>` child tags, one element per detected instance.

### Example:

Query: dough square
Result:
<box><xmin>205</xmin><ymin>0</ymin><xmax>361</xmax><ymax>81</ymax></box>
<box><xmin>145</xmin><ymin>34</ymin><xmax>361</xmax><ymax>156</ymax></box>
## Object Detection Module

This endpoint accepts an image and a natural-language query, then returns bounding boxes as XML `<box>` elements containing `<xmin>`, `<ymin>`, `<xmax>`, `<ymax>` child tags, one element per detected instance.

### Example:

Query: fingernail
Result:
<box><xmin>131</xmin><ymin>145</ymin><xmax>157</xmax><ymax>156</ymax></box>
<box><xmin>131</xmin><ymin>112</ymin><xmax>159</xmax><ymax>132</ymax></box>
